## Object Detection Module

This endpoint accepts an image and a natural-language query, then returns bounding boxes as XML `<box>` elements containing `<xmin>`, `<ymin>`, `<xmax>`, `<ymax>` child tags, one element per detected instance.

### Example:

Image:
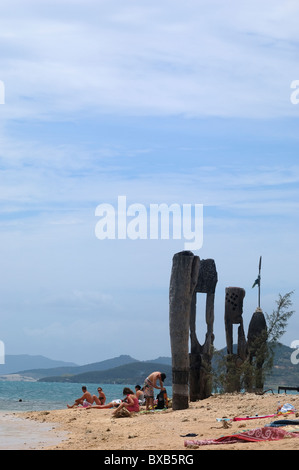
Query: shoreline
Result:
<box><xmin>8</xmin><ymin>392</ymin><xmax>299</xmax><ymax>451</ymax></box>
<box><xmin>0</xmin><ymin>411</ymin><xmax>67</xmax><ymax>450</ymax></box>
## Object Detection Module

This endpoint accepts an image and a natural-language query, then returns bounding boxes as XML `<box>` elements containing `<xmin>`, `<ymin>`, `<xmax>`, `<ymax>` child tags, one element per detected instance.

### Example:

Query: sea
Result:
<box><xmin>0</xmin><ymin>381</ymin><xmax>173</xmax><ymax>412</ymax></box>
<box><xmin>1</xmin><ymin>381</ymin><xmax>298</xmax><ymax>413</ymax></box>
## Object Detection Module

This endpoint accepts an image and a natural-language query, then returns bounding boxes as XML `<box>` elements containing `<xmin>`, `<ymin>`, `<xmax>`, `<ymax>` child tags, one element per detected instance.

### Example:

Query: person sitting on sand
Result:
<box><xmin>135</xmin><ymin>385</ymin><xmax>145</xmax><ymax>405</ymax></box>
<box><xmin>112</xmin><ymin>387</ymin><xmax>139</xmax><ymax>416</ymax></box>
<box><xmin>67</xmin><ymin>386</ymin><xmax>93</xmax><ymax>408</ymax></box>
<box><xmin>143</xmin><ymin>371</ymin><xmax>166</xmax><ymax>411</ymax></box>
<box><xmin>92</xmin><ymin>387</ymin><xmax>106</xmax><ymax>406</ymax></box>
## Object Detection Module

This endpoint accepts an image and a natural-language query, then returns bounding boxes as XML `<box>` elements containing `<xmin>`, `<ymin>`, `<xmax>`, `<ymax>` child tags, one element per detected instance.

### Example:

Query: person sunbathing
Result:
<box><xmin>86</xmin><ymin>387</ymin><xmax>139</xmax><ymax>415</ymax></box>
<box><xmin>67</xmin><ymin>386</ymin><xmax>93</xmax><ymax>408</ymax></box>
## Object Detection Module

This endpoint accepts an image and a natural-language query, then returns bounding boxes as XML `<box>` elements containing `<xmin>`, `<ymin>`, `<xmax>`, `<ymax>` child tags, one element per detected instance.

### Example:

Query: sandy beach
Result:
<box><xmin>11</xmin><ymin>393</ymin><xmax>299</xmax><ymax>451</ymax></box>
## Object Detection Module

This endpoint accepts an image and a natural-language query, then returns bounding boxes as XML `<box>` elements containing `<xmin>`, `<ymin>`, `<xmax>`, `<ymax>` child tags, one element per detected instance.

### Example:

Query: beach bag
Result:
<box><xmin>156</xmin><ymin>390</ymin><xmax>168</xmax><ymax>409</ymax></box>
<box><xmin>279</xmin><ymin>403</ymin><xmax>296</xmax><ymax>414</ymax></box>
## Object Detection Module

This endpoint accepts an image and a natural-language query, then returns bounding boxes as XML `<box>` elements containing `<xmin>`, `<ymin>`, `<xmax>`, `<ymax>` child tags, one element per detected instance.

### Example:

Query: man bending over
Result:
<box><xmin>143</xmin><ymin>371</ymin><xmax>166</xmax><ymax>411</ymax></box>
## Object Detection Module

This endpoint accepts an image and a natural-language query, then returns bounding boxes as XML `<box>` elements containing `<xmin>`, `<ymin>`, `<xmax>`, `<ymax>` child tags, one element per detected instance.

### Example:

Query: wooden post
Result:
<box><xmin>189</xmin><ymin>259</ymin><xmax>217</xmax><ymax>401</ymax></box>
<box><xmin>169</xmin><ymin>251</ymin><xmax>200</xmax><ymax>410</ymax></box>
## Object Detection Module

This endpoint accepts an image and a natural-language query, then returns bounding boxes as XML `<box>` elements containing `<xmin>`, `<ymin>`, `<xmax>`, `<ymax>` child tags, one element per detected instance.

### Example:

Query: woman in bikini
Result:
<box><xmin>92</xmin><ymin>387</ymin><xmax>106</xmax><ymax>406</ymax></box>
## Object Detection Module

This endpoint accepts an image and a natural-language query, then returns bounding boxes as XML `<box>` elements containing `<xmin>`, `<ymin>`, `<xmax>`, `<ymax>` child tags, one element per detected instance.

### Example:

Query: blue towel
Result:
<box><xmin>266</xmin><ymin>419</ymin><xmax>299</xmax><ymax>427</ymax></box>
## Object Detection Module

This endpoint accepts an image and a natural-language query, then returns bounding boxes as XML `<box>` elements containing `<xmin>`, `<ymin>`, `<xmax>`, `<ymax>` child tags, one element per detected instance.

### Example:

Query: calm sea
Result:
<box><xmin>0</xmin><ymin>381</ymin><xmax>172</xmax><ymax>412</ymax></box>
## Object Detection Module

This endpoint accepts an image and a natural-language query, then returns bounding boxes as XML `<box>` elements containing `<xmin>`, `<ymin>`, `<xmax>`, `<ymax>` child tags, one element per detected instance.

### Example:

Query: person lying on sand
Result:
<box><xmin>86</xmin><ymin>402</ymin><xmax>118</xmax><ymax>409</ymax></box>
<box><xmin>86</xmin><ymin>388</ymin><xmax>140</xmax><ymax>416</ymax></box>
<box><xmin>85</xmin><ymin>399</ymin><xmax>122</xmax><ymax>410</ymax></box>
<box><xmin>67</xmin><ymin>386</ymin><xmax>93</xmax><ymax>408</ymax></box>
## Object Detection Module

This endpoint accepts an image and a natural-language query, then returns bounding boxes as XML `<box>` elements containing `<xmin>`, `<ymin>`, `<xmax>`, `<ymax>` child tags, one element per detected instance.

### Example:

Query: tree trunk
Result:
<box><xmin>169</xmin><ymin>251</ymin><xmax>200</xmax><ymax>410</ymax></box>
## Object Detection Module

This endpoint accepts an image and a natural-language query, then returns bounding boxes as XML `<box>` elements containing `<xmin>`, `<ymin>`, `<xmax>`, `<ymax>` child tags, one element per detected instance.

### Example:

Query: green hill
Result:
<box><xmin>3</xmin><ymin>343</ymin><xmax>298</xmax><ymax>391</ymax></box>
<box><xmin>0</xmin><ymin>355</ymin><xmax>77</xmax><ymax>375</ymax></box>
<box><xmin>264</xmin><ymin>343</ymin><xmax>299</xmax><ymax>389</ymax></box>
<box><xmin>38</xmin><ymin>361</ymin><xmax>172</xmax><ymax>385</ymax></box>
<box><xmin>15</xmin><ymin>355</ymin><xmax>138</xmax><ymax>380</ymax></box>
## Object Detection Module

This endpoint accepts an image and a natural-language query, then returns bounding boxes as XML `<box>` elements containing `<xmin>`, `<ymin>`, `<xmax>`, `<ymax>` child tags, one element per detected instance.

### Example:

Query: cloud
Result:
<box><xmin>1</xmin><ymin>127</ymin><xmax>298</xmax><ymax>226</ymax></box>
<box><xmin>0</xmin><ymin>1</ymin><xmax>298</xmax><ymax>363</ymax></box>
<box><xmin>0</xmin><ymin>0</ymin><xmax>299</xmax><ymax>120</ymax></box>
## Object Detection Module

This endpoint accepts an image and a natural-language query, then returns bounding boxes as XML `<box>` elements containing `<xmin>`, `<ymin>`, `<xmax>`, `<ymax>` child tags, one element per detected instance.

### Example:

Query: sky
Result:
<box><xmin>0</xmin><ymin>0</ymin><xmax>298</xmax><ymax>365</ymax></box>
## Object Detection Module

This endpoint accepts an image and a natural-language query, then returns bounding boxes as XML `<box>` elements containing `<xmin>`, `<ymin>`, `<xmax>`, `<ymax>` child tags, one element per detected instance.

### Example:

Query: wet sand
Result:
<box><xmin>0</xmin><ymin>412</ymin><xmax>67</xmax><ymax>450</ymax></box>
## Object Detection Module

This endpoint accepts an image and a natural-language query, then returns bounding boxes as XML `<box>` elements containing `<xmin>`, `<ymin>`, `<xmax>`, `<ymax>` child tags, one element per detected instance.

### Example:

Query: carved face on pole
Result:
<box><xmin>225</xmin><ymin>287</ymin><xmax>246</xmax><ymax>357</ymax></box>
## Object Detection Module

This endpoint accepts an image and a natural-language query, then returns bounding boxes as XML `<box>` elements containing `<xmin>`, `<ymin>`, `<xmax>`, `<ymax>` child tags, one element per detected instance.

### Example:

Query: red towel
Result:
<box><xmin>184</xmin><ymin>427</ymin><xmax>299</xmax><ymax>446</ymax></box>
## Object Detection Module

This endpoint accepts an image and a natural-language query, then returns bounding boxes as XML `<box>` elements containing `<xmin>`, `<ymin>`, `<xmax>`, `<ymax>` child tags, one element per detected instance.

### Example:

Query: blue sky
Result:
<box><xmin>0</xmin><ymin>0</ymin><xmax>298</xmax><ymax>365</ymax></box>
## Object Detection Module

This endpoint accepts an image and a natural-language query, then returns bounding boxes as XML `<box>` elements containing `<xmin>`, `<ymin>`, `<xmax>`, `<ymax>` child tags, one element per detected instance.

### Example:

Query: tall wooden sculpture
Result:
<box><xmin>189</xmin><ymin>259</ymin><xmax>218</xmax><ymax>401</ymax></box>
<box><xmin>223</xmin><ymin>257</ymin><xmax>268</xmax><ymax>392</ymax></box>
<box><xmin>247</xmin><ymin>256</ymin><xmax>268</xmax><ymax>391</ymax></box>
<box><xmin>224</xmin><ymin>287</ymin><xmax>247</xmax><ymax>392</ymax></box>
<box><xmin>169</xmin><ymin>251</ymin><xmax>217</xmax><ymax>409</ymax></box>
<box><xmin>247</xmin><ymin>308</ymin><xmax>268</xmax><ymax>391</ymax></box>
<box><xmin>169</xmin><ymin>251</ymin><xmax>200</xmax><ymax>410</ymax></box>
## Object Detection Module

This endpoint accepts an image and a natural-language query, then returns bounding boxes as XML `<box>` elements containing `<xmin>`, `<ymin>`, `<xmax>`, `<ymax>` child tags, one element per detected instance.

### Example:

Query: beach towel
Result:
<box><xmin>266</xmin><ymin>419</ymin><xmax>299</xmax><ymax>428</ymax></box>
<box><xmin>184</xmin><ymin>427</ymin><xmax>299</xmax><ymax>447</ymax></box>
<box><xmin>233</xmin><ymin>414</ymin><xmax>276</xmax><ymax>421</ymax></box>
<box><xmin>217</xmin><ymin>402</ymin><xmax>296</xmax><ymax>423</ymax></box>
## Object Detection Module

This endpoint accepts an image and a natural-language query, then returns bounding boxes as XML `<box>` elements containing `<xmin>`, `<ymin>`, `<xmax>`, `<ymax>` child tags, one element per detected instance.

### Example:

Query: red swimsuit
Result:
<box><xmin>126</xmin><ymin>395</ymin><xmax>140</xmax><ymax>412</ymax></box>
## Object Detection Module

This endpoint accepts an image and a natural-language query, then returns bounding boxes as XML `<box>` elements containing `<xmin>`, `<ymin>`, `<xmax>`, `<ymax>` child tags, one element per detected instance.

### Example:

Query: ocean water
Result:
<box><xmin>0</xmin><ymin>381</ymin><xmax>172</xmax><ymax>412</ymax></box>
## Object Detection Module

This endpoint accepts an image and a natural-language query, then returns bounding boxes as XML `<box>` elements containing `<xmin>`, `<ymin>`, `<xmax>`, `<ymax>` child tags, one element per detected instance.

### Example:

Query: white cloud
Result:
<box><xmin>0</xmin><ymin>0</ymin><xmax>299</xmax><ymax>120</ymax></box>
<box><xmin>0</xmin><ymin>1</ymin><xmax>298</xmax><ymax>362</ymax></box>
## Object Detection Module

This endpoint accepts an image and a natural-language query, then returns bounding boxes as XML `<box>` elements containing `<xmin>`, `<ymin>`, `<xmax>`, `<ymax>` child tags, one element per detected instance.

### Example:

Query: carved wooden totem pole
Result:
<box><xmin>169</xmin><ymin>251</ymin><xmax>217</xmax><ymax>409</ymax></box>
<box><xmin>169</xmin><ymin>251</ymin><xmax>200</xmax><ymax>410</ymax></box>
<box><xmin>247</xmin><ymin>256</ymin><xmax>268</xmax><ymax>391</ymax></box>
<box><xmin>247</xmin><ymin>308</ymin><xmax>268</xmax><ymax>391</ymax></box>
<box><xmin>224</xmin><ymin>287</ymin><xmax>246</xmax><ymax>392</ymax></box>
<box><xmin>189</xmin><ymin>259</ymin><xmax>218</xmax><ymax>401</ymax></box>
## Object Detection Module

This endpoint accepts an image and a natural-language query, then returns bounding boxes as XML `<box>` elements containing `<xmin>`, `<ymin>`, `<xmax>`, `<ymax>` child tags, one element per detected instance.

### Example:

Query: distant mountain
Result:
<box><xmin>0</xmin><ymin>355</ymin><xmax>77</xmax><ymax>375</ymax></box>
<box><xmin>145</xmin><ymin>357</ymin><xmax>172</xmax><ymax>366</ymax></box>
<box><xmin>264</xmin><ymin>343</ymin><xmax>299</xmax><ymax>389</ymax></box>
<box><xmin>2</xmin><ymin>343</ymin><xmax>298</xmax><ymax>391</ymax></box>
<box><xmin>39</xmin><ymin>361</ymin><xmax>172</xmax><ymax>385</ymax></box>
<box><xmin>38</xmin><ymin>344</ymin><xmax>297</xmax><ymax>388</ymax></box>
<box><xmin>4</xmin><ymin>355</ymin><xmax>139</xmax><ymax>380</ymax></box>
